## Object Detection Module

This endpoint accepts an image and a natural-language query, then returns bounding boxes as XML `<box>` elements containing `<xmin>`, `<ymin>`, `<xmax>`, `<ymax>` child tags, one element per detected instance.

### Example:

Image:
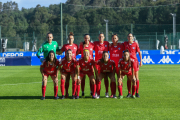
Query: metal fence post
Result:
<box><xmin>131</xmin><ymin>23</ymin><xmax>133</xmax><ymax>34</ymax></box>
<box><xmin>61</xmin><ymin>3</ymin><xmax>63</xmax><ymax>46</ymax></box>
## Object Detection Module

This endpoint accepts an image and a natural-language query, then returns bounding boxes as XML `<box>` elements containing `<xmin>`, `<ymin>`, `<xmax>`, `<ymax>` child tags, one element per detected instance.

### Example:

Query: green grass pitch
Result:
<box><xmin>0</xmin><ymin>65</ymin><xmax>180</xmax><ymax>120</ymax></box>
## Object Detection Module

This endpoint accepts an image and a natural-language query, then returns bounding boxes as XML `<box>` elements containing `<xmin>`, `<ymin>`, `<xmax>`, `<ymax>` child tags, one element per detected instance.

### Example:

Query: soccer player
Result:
<box><xmin>118</xmin><ymin>49</ymin><xmax>136</xmax><ymax>99</ymax></box>
<box><xmin>93</xmin><ymin>33</ymin><xmax>109</xmax><ymax>97</ymax></box>
<box><xmin>36</xmin><ymin>32</ymin><xmax>60</xmax><ymax>62</ymax></box>
<box><xmin>123</xmin><ymin>33</ymin><xmax>142</xmax><ymax>98</ymax></box>
<box><xmin>40</xmin><ymin>50</ymin><xmax>59</xmax><ymax>100</ymax></box>
<box><xmin>96</xmin><ymin>51</ymin><xmax>116</xmax><ymax>99</ymax></box>
<box><xmin>57</xmin><ymin>32</ymin><xmax>78</xmax><ymax>98</ymax></box>
<box><xmin>78</xmin><ymin>34</ymin><xmax>94</xmax><ymax>97</ymax></box>
<box><xmin>58</xmin><ymin>49</ymin><xmax>78</xmax><ymax>99</ymax></box>
<box><xmin>77</xmin><ymin>49</ymin><xmax>97</xmax><ymax>99</ymax></box>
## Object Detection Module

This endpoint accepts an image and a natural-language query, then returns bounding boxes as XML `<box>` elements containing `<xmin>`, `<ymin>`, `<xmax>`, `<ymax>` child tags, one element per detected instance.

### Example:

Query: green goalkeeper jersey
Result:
<box><xmin>36</xmin><ymin>41</ymin><xmax>59</xmax><ymax>58</ymax></box>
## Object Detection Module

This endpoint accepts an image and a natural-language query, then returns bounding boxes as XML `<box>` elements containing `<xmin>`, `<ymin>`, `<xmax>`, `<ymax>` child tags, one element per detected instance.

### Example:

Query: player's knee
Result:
<box><xmin>61</xmin><ymin>75</ymin><xmax>65</xmax><ymax>80</ymax></box>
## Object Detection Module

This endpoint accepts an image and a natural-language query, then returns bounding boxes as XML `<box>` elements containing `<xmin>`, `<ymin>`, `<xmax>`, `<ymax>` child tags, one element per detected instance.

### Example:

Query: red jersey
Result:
<box><xmin>77</xmin><ymin>58</ymin><xmax>96</xmax><ymax>73</ymax></box>
<box><xmin>109</xmin><ymin>43</ymin><xmax>124</xmax><ymax>66</ymax></box>
<box><xmin>61</xmin><ymin>43</ymin><xmax>78</xmax><ymax>59</ymax></box>
<box><xmin>93</xmin><ymin>41</ymin><xmax>109</xmax><ymax>61</ymax></box>
<box><xmin>59</xmin><ymin>57</ymin><xmax>78</xmax><ymax>72</ymax></box>
<box><xmin>123</xmin><ymin>41</ymin><xmax>140</xmax><ymax>60</ymax></box>
<box><xmin>78</xmin><ymin>42</ymin><xmax>94</xmax><ymax>59</ymax></box>
<box><xmin>97</xmin><ymin>59</ymin><xmax>115</xmax><ymax>73</ymax></box>
<box><xmin>41</xmin><ymin>59</ymin><xmax>59</xmax><ymax>74</ymax></box>
<box><xmin>118</xmin><ymin>58</ymin><xmax>134</xmax><ymax>75</ymax></box>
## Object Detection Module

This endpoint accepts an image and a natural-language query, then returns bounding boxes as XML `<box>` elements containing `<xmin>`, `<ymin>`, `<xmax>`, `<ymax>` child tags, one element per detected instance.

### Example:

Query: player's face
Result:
<box><xmin>103</xmin><ymin>53</ymin><xmax>109</xmax><ymax>62</ymax></box>
<box><xmin>49</xmin><ymin>53</ymin><xmax>54</xmax><ymax>62</ymax></box>
<box><xmin>99</xmin><ymin>34</ymin><xmax>105</xmax><ymax>43</ymax></box>
<box><xmin>47</xmin><ymin>34</ymin><xmax>53</xmax><ymax>43</ymax></box>
<box><xmin>124</xmin><ymin>52</ymin><xmax>130</xmax><ymax>61</ymax></box>
<box><xmin>84</xmin><ymin>35</ymin><xmax>90</xmax><ymax>43</ymax></box>
<box><xmin>69</xmin><ymin>35</ymin><xmax>74</xmax><ymax>44</ymax></box>
<box><xmin>84</xmin><ymin>50</ymin><xmax>89</xmax><ymax>58</ymax></box>
<box><xmin>127</xmin><ymin>34</ymin><xmax>133</xmax><ymax>43</ymax></box>
<box><xmin>112</xmin><ymin>35</ymin><xmax>118</xmax><ymax>44</ymax></box>
<box><xmin>66</xmin><ymin>51</ymin><xmax>72</xmax><ymax>60</ymax></box>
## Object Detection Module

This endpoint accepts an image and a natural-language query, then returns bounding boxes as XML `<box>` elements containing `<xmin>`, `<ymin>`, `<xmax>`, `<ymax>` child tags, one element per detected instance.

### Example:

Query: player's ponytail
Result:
<box><xmin>46</xmin><ymin>50</ymin><xmax>57</xmax><ymax>67</ymax></box>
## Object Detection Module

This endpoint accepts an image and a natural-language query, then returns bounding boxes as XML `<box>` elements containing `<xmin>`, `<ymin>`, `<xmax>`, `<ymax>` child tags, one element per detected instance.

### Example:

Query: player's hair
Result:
<box><xmin>83</xmin><ymin>49</ymin><xmax>89</xmax><ymax>53</ymax></box>
<box><xmin>100</xmin><ymin>51</ymin><xmax>108</xmax><ymax>63</ymax></box>
<box><xmin>99</xmin><ymin>32</ymin><xmax>104</xmax><ymax>36</ymax></box>
<box><xmin>112</xmin><ymin>33</ymin><xmax>118</xmax><ymax>38</ymax></box>
<box><xmin>127</xmin><ymin>33</ymin><xmax>133</xmax><ymax>37</ymax></box>
<box><xmin>66</xmin><ymin>49</ymin><xmax>72</xmax><ymax>54</ymax></box>
<box><xmin>45</xmin><ymin>50</ymin><xmax>56</xmax><ymax>67</ymax></box>
<box><xmin>123</xmin><ymin>49</ymin><xmax>131</xmax><ymax>66</ymax></box>
<box><xmin>84</xmin><ymin>34</ymin><xmax>90</xmax><ymax>37</ymax></box>
<box><xmin>47</xmin><ymin>32</ymin><xmax>53</xmax><ymax>37</ymax></box>
<box><xmin>68</xmin><ymin>32</ymin><xmax>74</xmax><ymax>39</ymax></box>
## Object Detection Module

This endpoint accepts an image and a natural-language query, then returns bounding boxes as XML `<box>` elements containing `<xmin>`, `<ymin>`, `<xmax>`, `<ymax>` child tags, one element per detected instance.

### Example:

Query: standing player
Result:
<box><xmin>93</xmin><ymin>33</ymin><xmax>109</xmax><ymax>97</ymax></box>
<box><xmin>57</xmin><ymin>32</ymin><xmax>78</xmax><ymax>98</ymax></box>
<box><xmin>40</xmin><ymin>50</ymin><xmax>59</xmax><ymax>100</ymax></box>
<box><xmin>37</xmin><ymin>32</ymin><xmax>60</xmax><ymax>62</ymax></box>
<box><xmin>118</xmin><ymin>49</ymin><xmax>136</xmax><ymax>99</ymax></box>
<box><xmin>123</xmin><ymin>33</ymin><xmax>142</xmax><ymax>98</ymax></box>
<box><xmin>78</xmin><ymin>34</ymin><xmax>94</xmax><ymax>97</ymax></box>
<box><xmin>77</xmin><ymin>49</ymin><xmax>97</xmax><ymax>99</ymax></box>
<box><xmin>58</xmin><ymin>49</ymin><xmax>78</xmax><ymax>99</ymax></box>
<box><xmin>96</xmin><ymin>51</ymin><xmax>116</xmax><ymax>99</ymax></box>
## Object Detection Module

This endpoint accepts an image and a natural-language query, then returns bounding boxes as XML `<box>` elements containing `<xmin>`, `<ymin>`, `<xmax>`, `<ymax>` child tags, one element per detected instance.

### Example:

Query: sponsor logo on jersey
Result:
<box><xmin>158</xmin><ymin>55</ymin><xmax>174</xmax><ymax>64</ymax></box>
<box><xmin>142</xmin><ymin>56</ymin><xmax>155</xmax><ymax>64</ymax></box>
<box><xmin>2</xmin><ymin>53</ymin><xmax>24</xmax><ymax>57</ymax></box>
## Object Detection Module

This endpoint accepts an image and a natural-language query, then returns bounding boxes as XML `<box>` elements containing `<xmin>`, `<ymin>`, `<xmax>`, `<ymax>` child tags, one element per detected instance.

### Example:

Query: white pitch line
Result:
<box><xmin>0</xmin><ymin>80</ymin><xmax>60</xmax><ymax>86</ymax></box>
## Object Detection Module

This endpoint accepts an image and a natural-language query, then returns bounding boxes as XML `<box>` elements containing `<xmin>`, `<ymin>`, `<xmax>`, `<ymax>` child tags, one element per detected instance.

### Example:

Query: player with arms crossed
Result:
<box><xmin>57</xmin><ymin>32</ymin><xmax>78</xmax><ymax>98</ymax></box>
<box><xmin>78</xmin><ymin>34</ymin><xmax>94</xmax><ymax>97</ymax></box>
<box><xmin>123</xmin><ymin>33</ymin><xmax>142</xmax><ymax>98</ymax></box>
<box><xmin>96</xmin><ymin>51</ymin><xmax>116</xmax><ymax>99</ymax></box>
<box><xmin>76</xmin><ymin>49</ymin><xmax>97</xmax><ymax>99</ymax></box>
<box><xmin>94</xmin><ymin>33</ymin><xmax>110</xmax><ymax>97</ymax></box>
<box><xmin>118</xmin><ymin>49</ymin><xmax>136</xmax><ymax>99</ymax></box>
<box><xmin>40</xmin><ymin>50</ymin><xmax>59</xmax><ymax>100</ymax></box>
<box><xmin>58</xmin><ymin>49</ymin><xmax>78</xmax><ymax>99</ymax></box>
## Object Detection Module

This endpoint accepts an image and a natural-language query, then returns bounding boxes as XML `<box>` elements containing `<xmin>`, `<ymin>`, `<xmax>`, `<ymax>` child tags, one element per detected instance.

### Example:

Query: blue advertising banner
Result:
<box><xmin>0</xmin><ymin>57</ymin><xmax>31</xmax><ymax>66</ymax></box>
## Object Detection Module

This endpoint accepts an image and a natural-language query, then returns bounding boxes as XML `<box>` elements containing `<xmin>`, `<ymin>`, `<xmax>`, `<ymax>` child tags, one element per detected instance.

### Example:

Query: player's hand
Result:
<box><xmin>42</xmin><ymin>73</ymin><xmax>44</xmax><ymax>78</ymax></box>
<box><xmin>140</xmin><ymin>61</ymin><xmax>143</xmax><ymax>67</ymax></box>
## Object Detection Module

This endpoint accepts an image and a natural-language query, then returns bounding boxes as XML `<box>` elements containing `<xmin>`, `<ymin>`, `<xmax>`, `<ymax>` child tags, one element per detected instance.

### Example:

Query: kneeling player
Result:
<box><xmin>77</xmin><ymin>49</ymin><xmax>97</xmax><ymax>99</ymax></box>
<box><xmin>118</xmin><ymin>49</ymin><xmax>136</xmax><ymax>99</ymax></box>
<box><xmin>40</xmin><ymin>50</ymin><xmax>59</xmax><ymax>100</ymax></box>
<box><xmin>96</xmin><ymin>51</ymin><xmax>116</xmax><ymax>99</ymax></box>
<box><xmin>58</xmin><ymin>49</ymin><xmax>78</xmax><ymax>99</ymax></box>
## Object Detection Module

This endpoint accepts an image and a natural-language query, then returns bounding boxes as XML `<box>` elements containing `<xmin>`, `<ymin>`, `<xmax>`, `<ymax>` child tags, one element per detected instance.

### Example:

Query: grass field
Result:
<box><xmin>0</xmin><ymin>65</ymin><xmax>180</xmax><ymax>120</ymax></box>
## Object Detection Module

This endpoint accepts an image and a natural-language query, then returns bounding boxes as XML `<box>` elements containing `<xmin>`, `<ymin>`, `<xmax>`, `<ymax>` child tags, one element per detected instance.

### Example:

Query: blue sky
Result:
<box><xmin>1</xmin><ymin>0</ymin><xmax>67</xmax><ymax>9</ymax></box>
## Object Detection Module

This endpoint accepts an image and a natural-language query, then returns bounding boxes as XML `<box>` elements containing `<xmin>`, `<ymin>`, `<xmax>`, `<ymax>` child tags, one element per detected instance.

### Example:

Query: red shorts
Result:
<box><xmin>133</xmin><ymin>59</ymin><xmax>139</xmax><ymax>72</ymax></box>
<box><xmin>61</xmin><ymin>69</ymin><xmax>74</xmax><ymax>75</ymax></box>
<box><xmin>43</xmin><ymin>71</ymin><xmax>56</xmax><ymax>77</ymax></box>
<box><xmin>80</xmin><ymin>71</ymin><xmax>94</xmax><ymax>78</ymax></box>
<box><xmin>121</xmin><ymin>72</ymin><xmax>132</xmax><ymax>76</ymax></box>
<box><xmin>95</xmin><ymin>64</ymin><xmax>101</xmax><ymax>74</ymax></box>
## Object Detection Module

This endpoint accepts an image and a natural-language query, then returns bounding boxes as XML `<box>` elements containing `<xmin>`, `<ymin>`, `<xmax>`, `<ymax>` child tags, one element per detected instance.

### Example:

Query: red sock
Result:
<box><xmin>65</xmin><ymin>82</ymin><xmax>69</xmax><ymax>95</ymax></box>
<box><xmin>93</xmin><ymin>84</ymin><xmax>96</xmax><ymax>96</ymax></box>
<box><xmin>76</xmin><ymin>84</ymin><xmax>80</xmax><ymax>96</ymax></box>
<box><xmin>118</xmin><ymin>85</ymin><xmax>123</xmax><ymax>96</ymax></box>
<box><xmin>136</xmin><ymin>80</ymin><xmax>139</xmax><ymax>93</ymax></box>
<box><xmin>127</xmin><ymin>80</ymin><xmax>131</xmax><ymax>94</ymax></box>
<box><xmin>104</xmin><ymin>79</ymin><xmax>109</xmax><ymax>93</ymax></box>
<box><xmin>54</xmin><ymin>86</ymin><xmax>58</xmax><ymax>97</ymax></box>
<box><xmin>60</xmin><ymin>79</ymin><xmax>65</xmax><ymax>96</ymax></box>
<box><xmin>72</xmin><ymin>81</ymin><xmax>77</xmax><ymax>96</ymax></box>
<box><xmin>96</xmin><ymin>80</ymin><xmax>101</xmax><ymax>95</ymax></box>
<box><xmin>42</xmin><ymin>86</ymin><xmax>46</xmax><ymax>97</ymax></box>
<box><xmin>81</xmin><ymin>78</ymin><xmax>85</xmax><ymax>92</ymax></box>
<box><xmin>132</xmin><ymin>85</ymin><xmax>136</xmax><ymax>96</ymax></box>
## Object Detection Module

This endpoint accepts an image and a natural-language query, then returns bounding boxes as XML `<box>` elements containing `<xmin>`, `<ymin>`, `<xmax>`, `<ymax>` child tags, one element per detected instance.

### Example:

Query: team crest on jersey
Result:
<box><xmin>109</xmin><ymin>65</ymin><xmax>111</xmax><ymax>67</ymax></box>
<box><xmin>90</xmin><ymin>48</ymin><xmax>93</xmax><ymax>51</ymax></box>
<box><xmin>54</xmin><ymin>45</ymin><xmax>56</xmax><ymax>47</ymax></box>
<box><xmin>118</xmin><ymin>48</ymin><xmax>121</xmax><ymax>50</ymax></box>
<box><xmin>47</xmin><ymin>46</ymin><xmax>48</xmax><ymax>48</ymax></box>
<box><xmin>89</xmin><ymin>63</ymin><xmax>91</xmax><ymax>65</ymax></box>
<box><xmin>74</xmin><ymin>47</ymin><xmax>76</xmax><ymax>49</ymax></box>
<box><xmin>125</xmin><ymin>62</ymin><xmax>127</xmax><ymax>64</ymax></box>
<box><xmin>133</xmin><ymin>47</ymin><xmax>135</xmax><ymax>49</ymax></box>
<box><xmin>105</xmin><ymin>45</ymin><xmax>107</xmax><ymax>47</ymax></box>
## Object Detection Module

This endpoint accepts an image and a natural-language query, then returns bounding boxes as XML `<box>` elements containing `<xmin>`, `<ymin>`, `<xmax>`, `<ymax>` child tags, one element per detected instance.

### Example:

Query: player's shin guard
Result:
<box><xmin>96</xmin><ymin>80</ymin><xmax>101</xmax><ymax>95</ymax></box>
<box><xmin>42</xmin><ymin>86</ymin><xmax>46</xmax><ymax>97</ymax></box>
<box><xmin>118</xmin><ymin>85</ymin><xmax>123</xmax><ymax>96</ymax></box>
<box><xmin>54</xmin><ymin>86</ymin><xmax>58</xmax><ymax>97</ymax></box>
<box><xmin>65</xmin><ymin>82</ymin><xmax>69</xmax><ymax>95</ymax></box>
<box><xmin>60</xmin><ymin>79</ymin><xmax>65</xmax><ymax>96</ymax></box>
<box><xmin>81</xmin><ymin>78</ymin><xmax>85</xmax><ymax>92</ymax></box>
<box><xmin>132</xmin><ymin>85</ymin><xmax>136</xmax><ymax>96</ymax></box>
<box><xmin>136</xmin><ymin>80</ymin><xmax>139</xmax><ymax>93</ymax></box>
<box><xmin>72</xmin><ymin>81</ymin><xmax>77</xmax><ymax>96</ymax></box>
<box><xmin>76</xmin><ymin>84</ymin><xmax>80</xmax><ymax>97</ymax></box>
<box><xmin>104</xmin><ymin>79</ymin><xmax>109</xmax><ymax>93</ymax></box>
<box><xmin>93</xmin><ymin>84</ymin><xmax>96</xmax><ymax>96</ymax></box>
<box><xmin>127</xmin><ymin>80</ymin><xmax>131</xmax><ymax>94</ymax></box>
